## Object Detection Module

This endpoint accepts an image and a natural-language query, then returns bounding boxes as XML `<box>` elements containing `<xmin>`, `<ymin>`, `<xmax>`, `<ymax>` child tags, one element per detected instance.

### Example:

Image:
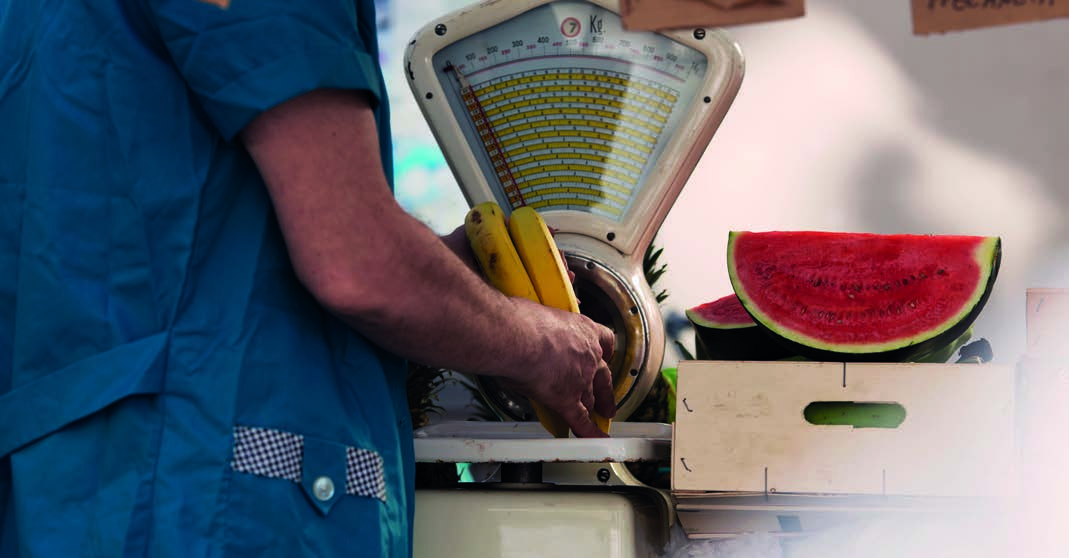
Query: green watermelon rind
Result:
<box><xmin>727</xmin><ymin>233</ymin><xmax>1001</xmax><ymax>361</ymax></box>
<box><xmin>686</xmin><ymin>294</ymin><xmax>800</xmax><ymax>360</ymax></box>
<box><xmin>684</xmin><ymin>309</ymin><xmax>754</xmax><ymax>330</ymax></box>
<box><xmin>692</xmin><ymin>325</ymin><xmax>800</xmax><ymax>361</ymax></box>
<box><xmin>684</xmin><ymin>295</ymin><xmax>755</xmax><ymax>330</ymax></box>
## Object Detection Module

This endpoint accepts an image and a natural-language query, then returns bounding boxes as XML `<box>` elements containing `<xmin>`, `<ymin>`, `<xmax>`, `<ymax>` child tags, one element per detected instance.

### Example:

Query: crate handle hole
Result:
<box><xmin>803</xmin><ymin>401</ymin><xmax>906</xmax><ymax>428</ymax></box>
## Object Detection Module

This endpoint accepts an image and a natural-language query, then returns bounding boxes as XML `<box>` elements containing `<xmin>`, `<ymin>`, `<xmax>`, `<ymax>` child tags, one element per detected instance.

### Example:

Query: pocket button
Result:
<box><xmin>313</xmin><ymin>476</ymin><xmax>336</xmax><ymax>501</ymax></box>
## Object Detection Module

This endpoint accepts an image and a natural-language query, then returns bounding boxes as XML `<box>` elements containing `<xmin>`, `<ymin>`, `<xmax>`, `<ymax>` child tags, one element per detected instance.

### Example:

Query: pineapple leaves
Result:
<box><xmin>643</xmin><ymin>239</ymin><xmax>669</xmax><ymax>304</ymax></box>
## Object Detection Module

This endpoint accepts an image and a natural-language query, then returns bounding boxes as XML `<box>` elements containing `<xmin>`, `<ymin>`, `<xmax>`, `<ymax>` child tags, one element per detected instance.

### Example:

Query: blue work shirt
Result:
<box><xmin>0</xmin><ymin>1</ymin><xmax>414</xmax><ymax>556</ymax></box>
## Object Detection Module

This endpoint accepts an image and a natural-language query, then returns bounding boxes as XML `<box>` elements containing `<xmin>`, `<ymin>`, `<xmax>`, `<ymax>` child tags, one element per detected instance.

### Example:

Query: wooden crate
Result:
<box><xmin>672</xmin><ymin>361</ymin><xmax>1017</xmax><ymax>498</ymax></box>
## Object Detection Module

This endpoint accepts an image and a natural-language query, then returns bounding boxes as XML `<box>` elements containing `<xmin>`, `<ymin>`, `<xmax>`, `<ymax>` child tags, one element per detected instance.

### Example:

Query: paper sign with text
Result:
<box><xmin>702</xmin><ymin>0</ymin><xmax>764</xmax><ymax>8</ymax></box>
<box><xmin>912</xmin><ymin>0</ymin><xmax>1069</xmax><ymax>34</ymax></box>
<box><xmin>621</xmin><ymin>0</ymin><xmax>805</xmax><ymax>31</ymax></box>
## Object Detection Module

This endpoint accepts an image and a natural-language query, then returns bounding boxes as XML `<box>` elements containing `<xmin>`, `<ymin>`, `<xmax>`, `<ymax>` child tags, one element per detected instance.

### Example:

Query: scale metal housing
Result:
<box><xmin>404</xmin><ymin>0</ymin><xmax>744</xmax><ymax>423</ymax></box>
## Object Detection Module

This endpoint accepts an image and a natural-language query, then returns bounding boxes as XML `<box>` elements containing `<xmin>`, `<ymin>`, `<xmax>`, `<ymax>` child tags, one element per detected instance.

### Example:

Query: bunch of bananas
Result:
<box><xmin>464</xmin><ymin>201</ymin><xmax>611</xmax><ymax>438</ymax></box>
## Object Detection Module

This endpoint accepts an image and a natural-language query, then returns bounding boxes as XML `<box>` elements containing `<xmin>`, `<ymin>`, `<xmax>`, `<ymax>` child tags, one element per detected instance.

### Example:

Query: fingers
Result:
<box><xmin>597</xmin><ymin>324</ymin><xmax>615</xmax><ymax>360</ymax></box>
<box><xmin>581</xmin><ymin>388</ymin><xmax>595</xmax><ymax>413</ymax></box>
<box><xmin>441</xmin><ymin>223</ymin><xmax>478</xmax><ymax>272</ymax></box>
<box><xmin>559</xmin><ymin>248</ymin><xmax>576</xmax><ymax>284</ymax></box>
<box><xmin>592</xmin><ymin>361</ymin><xmax>616</xmax><ymax>419</ymax></box>
<box><xmin>562</xmin><ymin>402</ymin><xmax>608</xmax><ymax>439</ymax></box>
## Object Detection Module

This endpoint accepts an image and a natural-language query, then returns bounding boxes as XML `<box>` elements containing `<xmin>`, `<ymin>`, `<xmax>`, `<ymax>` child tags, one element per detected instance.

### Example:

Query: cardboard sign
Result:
<box><xmin>1025</xmin><ymin>288</ymin><xmax>1069</xmax><ymax>358</ymax></box>
<box><xmin>912</xmin><ymin>0</ymin><xmax>1069</xmax><ymax>34</ymax></box>
<box><xmin>620</xmin><ymin>0</ymin><xmax>805</xmax><ymax>31</ymax></box>
<box><xmin>702</xmin><ymin>0</ymin><xmax>764</xmax><ymax>8</ymax></box>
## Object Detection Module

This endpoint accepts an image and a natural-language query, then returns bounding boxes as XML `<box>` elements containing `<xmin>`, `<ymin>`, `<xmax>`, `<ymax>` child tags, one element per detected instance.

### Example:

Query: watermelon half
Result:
<box><xmin>685</xmin><ymin>294</ymin><xmax>798</xmax><ymax>360</ymax></box>
<box><xmin>727</xmin><ymin>231</ymin><xmax>1001</xmax><ymax>362</ymax></box>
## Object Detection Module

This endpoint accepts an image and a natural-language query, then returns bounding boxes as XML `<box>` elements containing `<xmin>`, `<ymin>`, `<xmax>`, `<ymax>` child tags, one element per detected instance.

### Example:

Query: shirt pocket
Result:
<box><xmin>222</xmin><ymin>425</ymin><xmax>391</xmax><ymax>557</ymax></box>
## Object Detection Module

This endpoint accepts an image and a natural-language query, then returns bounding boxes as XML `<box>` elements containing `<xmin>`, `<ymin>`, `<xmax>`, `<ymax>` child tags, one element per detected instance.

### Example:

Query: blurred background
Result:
<box><xmin>376</xmin><ymin>0</ymin><xmax>1069</xmax><ymax>415</ymax></box>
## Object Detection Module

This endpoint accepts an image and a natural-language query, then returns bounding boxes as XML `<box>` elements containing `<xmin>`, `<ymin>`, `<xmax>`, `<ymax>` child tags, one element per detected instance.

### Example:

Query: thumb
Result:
<box><xmin>597</xmin><ymin>324</ymin><xmax>615</xmax><ymax>360</ymax></box>
<box><xmin>592</xmin><ymin>362</ymin><xmax>616</xmax><ymax>420</ymax></box>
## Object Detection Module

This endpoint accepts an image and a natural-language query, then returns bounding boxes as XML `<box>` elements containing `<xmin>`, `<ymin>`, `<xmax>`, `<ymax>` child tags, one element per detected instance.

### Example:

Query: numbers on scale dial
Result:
<box><xmin>446</xmin><ymin>14</ymin><xmax>701</xmax><ymax>82</ymax></box>
<box><xmin>436</xmin><ymin>4</ymin><xmax>708</xmax><ymax>217</ymax></box>
<box><xmin>561</xmin><ymin>16</ymin><xmax>581</xmax><ymax>38</ymax></box>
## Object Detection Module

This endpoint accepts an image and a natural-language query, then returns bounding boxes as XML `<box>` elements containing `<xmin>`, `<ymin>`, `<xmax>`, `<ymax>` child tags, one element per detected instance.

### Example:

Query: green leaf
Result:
<box><xmin>674</xmin><ymin>340</ymin><xmax>695</xmax><ymax>361</ymax></box>
<box><xmin>643</xmin><ymin>238</ymin><xmax>670</xmax><ymax>304</ymax></box>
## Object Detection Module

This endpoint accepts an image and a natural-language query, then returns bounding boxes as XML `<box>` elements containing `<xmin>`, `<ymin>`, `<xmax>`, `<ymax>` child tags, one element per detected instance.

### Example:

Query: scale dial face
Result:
<box><xmin>432</xmin><ymin>1</ymin><xmax>707</xmax><ymax>223</ymax></box>
<box><xmin>406</xmin><ymin>0</ymin><xmax>743</xmax><ymax>258</ymax></box>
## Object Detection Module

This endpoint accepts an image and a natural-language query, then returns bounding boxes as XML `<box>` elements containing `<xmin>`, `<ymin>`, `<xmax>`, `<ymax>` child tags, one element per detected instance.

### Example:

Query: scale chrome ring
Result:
<box><xmin>474</xmin><ymin>253</ymin><xmax>661</xmax><ymax>425</ymax></box>
<box><xmin>566</xmin><ymin>254</ymin><xmax>651</xmax><ymax>418</ymax></box>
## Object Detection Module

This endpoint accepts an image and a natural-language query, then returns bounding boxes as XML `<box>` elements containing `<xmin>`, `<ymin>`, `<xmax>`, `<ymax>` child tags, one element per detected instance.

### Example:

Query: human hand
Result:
<box><xmin>546</xmin><ymin>225</ymin><xmax>576</xmax><ymax>284</ymax></box>
<box><xmin>440</xmin><ymin>223</ymin><xmax>478</xmax><ymax>272</ymax></box>
<box><xmin>448</xmin><ymin>216</ymin><xmax>575</xmax><ymax>283</ymax></box>
<box><xmin>503</xmin><ymin>298</ymin><xmax>616</xmax><ymax>438</ymax></box>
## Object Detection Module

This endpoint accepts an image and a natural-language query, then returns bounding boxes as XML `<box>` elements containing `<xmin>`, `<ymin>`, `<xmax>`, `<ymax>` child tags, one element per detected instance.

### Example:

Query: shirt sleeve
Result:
<box><xmin>147</xmin><ymin>0</ymin><xmax>384</xmax><ymax>141</ymax></box>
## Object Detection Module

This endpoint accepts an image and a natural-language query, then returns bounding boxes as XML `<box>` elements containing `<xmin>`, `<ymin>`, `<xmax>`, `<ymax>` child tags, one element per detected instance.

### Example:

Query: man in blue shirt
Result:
<box><xmin>0</xmin><ymin>1</ymin><xmax>616</xmax><ymax>556</ymax></box>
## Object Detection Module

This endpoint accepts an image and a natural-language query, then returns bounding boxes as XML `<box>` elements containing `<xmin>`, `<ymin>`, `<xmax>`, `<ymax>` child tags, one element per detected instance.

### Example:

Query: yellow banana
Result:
<box><xmin>508</xmin><ymin>206</ymin><xmax>612</xmax><ymax>435</ymax></box>
<box><xmin>508</xmin><ymin>207</ymin><xmax>580</xmax><ymax>314</ymax></box>
<box><xmin>464</xmin><ymin>201</ymin><xmax>570</xmax><ymax>438</ymax></box>
<box><xmin>464</xmin><ymin>201</ymin><xmax>539</xmax><ymax>303</ymax></box>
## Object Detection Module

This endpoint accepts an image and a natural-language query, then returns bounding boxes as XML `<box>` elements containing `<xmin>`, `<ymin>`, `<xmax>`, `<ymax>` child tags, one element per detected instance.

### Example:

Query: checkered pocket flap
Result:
<box><xmin>231</xmin><ymin>425</ymin><xmax>387</xmax><ymax>510</ymax></box>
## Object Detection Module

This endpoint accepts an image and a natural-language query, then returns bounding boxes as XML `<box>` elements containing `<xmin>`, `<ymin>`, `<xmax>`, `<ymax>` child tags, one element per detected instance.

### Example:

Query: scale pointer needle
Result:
<box><xmin>444</xmin><ymin>62</ymin><xmax>527</xmax><ymax>207</ymax></box>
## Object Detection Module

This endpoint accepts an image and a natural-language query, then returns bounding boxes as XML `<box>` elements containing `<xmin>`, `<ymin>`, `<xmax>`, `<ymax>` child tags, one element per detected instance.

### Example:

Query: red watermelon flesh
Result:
<box><xmin>686</xmin><ymin>294</ymin><xmax>800</xmax><ymax>360</ymax></box>
<box><xmin>686</xmin><ymin>293</ymin><xmax>755</xmax><ymax>329</ymax></box>
<box><xmin>727</xmin><ymin>231</ymin><xmax>1001</xmax><ymax>362</ymax></box>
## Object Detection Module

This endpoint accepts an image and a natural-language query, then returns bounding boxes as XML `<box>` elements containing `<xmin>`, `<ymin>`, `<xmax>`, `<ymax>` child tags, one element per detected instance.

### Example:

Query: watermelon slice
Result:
<box><xmin>686</xmin><ymin>293</ymin><xmax>974</xmax><ymax>362</ymax></box>
<box><xmin>685</xmin><ymin>294</ymin><xmax>798</xmax><ymax>360</ymax></box>
<box><xmin>727</xmin><ymin>231</ymin><xmax>1001</xmax><ymax>362</ymax></box>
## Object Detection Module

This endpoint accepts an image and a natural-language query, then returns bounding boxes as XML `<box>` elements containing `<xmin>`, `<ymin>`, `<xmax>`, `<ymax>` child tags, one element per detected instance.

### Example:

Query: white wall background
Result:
<box><xmin>655</xmin><ymin>2</ymin><xmax>1068</xmax><ymax>365</ymax></box>
<box><xmin>382</xmin><ymin>1</ymin><xmax>1069</xmax><ymax>374</ymax></box>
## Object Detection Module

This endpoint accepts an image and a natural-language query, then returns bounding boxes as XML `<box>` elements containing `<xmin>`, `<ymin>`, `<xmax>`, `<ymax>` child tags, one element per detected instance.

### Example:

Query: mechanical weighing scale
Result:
<box><xmin>402</xmin><ymin>0</ymin><xmax>743</xmax><ymax>555</ymax></box>
<box><xmin>401</xmin><ymin>1</ymin><xmax>1021</xmax><ymax>556</ymax></box>
<box><xmin>403</xmin><ymin>0</ymin><xmax>742</xmax><ymax>426</ymax></box>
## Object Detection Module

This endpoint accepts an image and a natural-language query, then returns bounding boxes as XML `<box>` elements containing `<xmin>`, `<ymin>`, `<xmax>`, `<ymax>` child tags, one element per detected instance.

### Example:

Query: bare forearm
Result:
<box><xmin>326</xmin><ymin>204</ymin><xmax>616</xmax><ymax>437</ymax></box>
<box><xmin>242</xmin><ymin>88</ymin><xmax>616</xmax><ymax>436</ymax></box>
<box><xmin>326</xmin><ymin>203</ymin><xmax>542</xmax><ymax>378</ymax></box>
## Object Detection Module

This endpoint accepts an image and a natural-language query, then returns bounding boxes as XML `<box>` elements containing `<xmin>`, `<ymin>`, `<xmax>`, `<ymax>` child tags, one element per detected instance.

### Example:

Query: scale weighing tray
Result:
<box><xmin>414</xmin><ymin>420</ymin><xmax>671</xmax><ymax>464</ymax></box>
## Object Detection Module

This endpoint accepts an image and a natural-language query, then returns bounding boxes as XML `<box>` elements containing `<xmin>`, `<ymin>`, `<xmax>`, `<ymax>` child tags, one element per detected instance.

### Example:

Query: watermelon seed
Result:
<box><xmin>937</xmin><ymin>269</ymin><xmax>947</xmax><ymax>276</ymax></box>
